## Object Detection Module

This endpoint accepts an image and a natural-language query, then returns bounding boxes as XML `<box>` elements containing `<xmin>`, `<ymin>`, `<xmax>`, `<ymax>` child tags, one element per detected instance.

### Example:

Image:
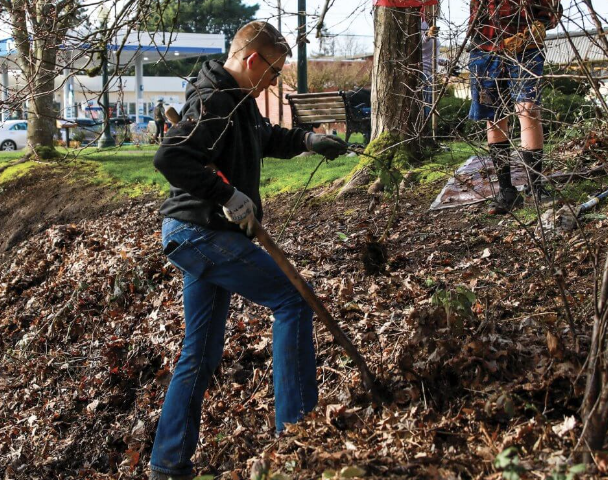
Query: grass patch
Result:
<box><xmin>0</xmin><ymin>140</ymin><xmax>477</xmax><ymax>201</ymax></box>
<box><xmin>84</xmin><ymin>151</ymin><xmax>168</xmax><ymax>197</ymax></box>
<box><xmin>514</xmin><ymin>206</ymin><xmax>539</xmax><ymax>224</ymax></box>
<box><xmin>557</xmin><ymin>178</ymin><xmax>607</xmax><ymax>205</ymax></box>
<box><xmin>1</xmin><ymin>145</ymin><xmax>360</xmax><ymax>199</ymax></box>
<box><xmin>260</xmin><ymin>154</ymin><xmax>359</xmax><ymax>197</ymax></box>
<box><xmin>412</xmin><ymin>142</ymin><xmax>477</xmax><ymax>185</ymax></box>
<box><xmin>0</xmin><ymin>151</ymin><xmax>26</xmax><ymax>165</ymax></box>
<box><xmin>83</xmin><ymin>148</ymin><xmax>359</xmax><ymax>199</ymax></box>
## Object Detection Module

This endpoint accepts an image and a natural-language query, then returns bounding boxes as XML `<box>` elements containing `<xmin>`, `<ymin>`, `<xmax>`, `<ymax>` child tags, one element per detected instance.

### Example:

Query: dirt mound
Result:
<box><xmin>0</xmin><ymin>165</ymin><xmax>129</xmax><ymax>262</ymax></box>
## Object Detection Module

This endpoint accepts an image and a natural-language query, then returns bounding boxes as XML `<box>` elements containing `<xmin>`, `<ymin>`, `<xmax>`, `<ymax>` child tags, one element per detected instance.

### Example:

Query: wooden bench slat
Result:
<box><xmin>297</xmin><ymin>108</ymin><xmax>346</xmax><ymax>116</ymax></box>
<box><xmin>291</xmin><ymin>99</ymin><xmax>344</xmax><ymax>107</ymax></box>
<box><xmin>292</xmin><ymin>104</ymin><xmax>344</xmax><ymax>110</ymax></box>
<box><xmin>298</xmin><ymin>114</ymin><xmax>347</xmax><ymax>122</ymax></box>
<box><xmin>287</xmin><ymin>92</ymin><xmax>342</xmax><ymax>100</ymax></box>
<box><xmin>291</xmin><ymin>97</ymin><xmax>343</xmax><ymax>103</ymax></box>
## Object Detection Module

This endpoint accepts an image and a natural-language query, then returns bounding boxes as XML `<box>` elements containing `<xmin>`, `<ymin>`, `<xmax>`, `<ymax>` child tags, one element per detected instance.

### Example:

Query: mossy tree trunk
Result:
<box><xmin>371</xmin><ymin>5</ymin><xmax>422</xmax><ymax>160</ymax></box>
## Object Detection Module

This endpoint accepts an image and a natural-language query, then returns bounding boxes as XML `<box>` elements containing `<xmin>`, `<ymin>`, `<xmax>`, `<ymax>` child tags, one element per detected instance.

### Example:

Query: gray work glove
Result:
<box><xmin>222</xmin><ymin>188</ymin><xmax>257</xmax><ymax>236</ymax></box>
<box><xmin>305</xmin><ymin>133</ymin><xmax>348</xmax><ymax>160</ymax></box>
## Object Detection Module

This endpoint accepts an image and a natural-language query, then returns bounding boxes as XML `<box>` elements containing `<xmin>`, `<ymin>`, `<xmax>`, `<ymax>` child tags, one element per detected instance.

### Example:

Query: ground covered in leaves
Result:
<box><xmin>0</xmin><ymin>164</ymin><xmax>606</xmax><ymax>479</ymax></box>
<box><xmin>0</xmin><ymin>164</ymin><xmax>127</xmax><ymax>261</ymax></box>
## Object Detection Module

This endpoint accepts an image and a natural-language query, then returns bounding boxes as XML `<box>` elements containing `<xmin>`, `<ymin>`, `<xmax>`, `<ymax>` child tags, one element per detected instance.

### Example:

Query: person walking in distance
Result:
<box><xmin>153</xmin><ymin>98</ymin><xmax>166</xmax><ymax>143</ymax></box>
<box><xmin>149</xmin><ymin>21</ymin><xmax>348</xmax><ymax>480</ymax></box>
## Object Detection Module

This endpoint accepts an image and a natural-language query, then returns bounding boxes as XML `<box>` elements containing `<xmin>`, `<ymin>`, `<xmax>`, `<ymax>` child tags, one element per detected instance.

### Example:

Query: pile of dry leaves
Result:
<box><xmin>0</xmin><ymin>180</ymin><xmax>604</xmax><ymax>479</ymax></box>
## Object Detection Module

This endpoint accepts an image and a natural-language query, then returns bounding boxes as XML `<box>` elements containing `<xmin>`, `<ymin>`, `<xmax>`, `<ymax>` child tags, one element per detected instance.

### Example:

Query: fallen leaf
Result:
<box><xmin>552</xmin><ymin>415</ymin><xmax>577</xmax><ymax>437</ymax></box>
<box><xmin>546</xmin><ymin>331</ymin><xmax>564</xmax><ymax>359</ymax></box>
<box><xmin>339</xmin><ymin>466</ymin><xmax>366</xmax><ymax>478</ymax></box>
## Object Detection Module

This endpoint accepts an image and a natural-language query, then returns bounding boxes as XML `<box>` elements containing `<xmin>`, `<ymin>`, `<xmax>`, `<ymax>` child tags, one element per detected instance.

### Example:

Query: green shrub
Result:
<box><xmin>542</xmin><ymin>88</ymin><xmax>595</xmax><ymax>134</ymax></box>
<box><xmin>541</xmin><ymin>65</ymin><xmax>595</xmax><ymax>134</ymax></box>
<box><xmin>436</xmin><ymin>95</ymin><xmax>474</xmax><ymax>138</ymax></box>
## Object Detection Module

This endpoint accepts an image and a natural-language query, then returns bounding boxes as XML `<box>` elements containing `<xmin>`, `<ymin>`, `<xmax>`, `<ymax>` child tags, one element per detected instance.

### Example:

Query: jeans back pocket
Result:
<box><xmin>165</xmin><ymin>240</ymin><xmax>214</xmax><ymax>278</ymax></box>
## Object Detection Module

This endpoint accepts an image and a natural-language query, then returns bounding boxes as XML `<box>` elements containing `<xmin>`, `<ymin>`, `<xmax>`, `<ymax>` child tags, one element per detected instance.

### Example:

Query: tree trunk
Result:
<box><xmin>8</xmin><ymin>0</ymin><xmax>65</xmax><ymax>153</ymax></box>
<box><xmin>25</xmin><ymin>40</ymin><xmax>59</xmax><ymax>150</ymax></box>
<box><xmin>371</xmin><ymin>5</ymin><xmax>422</xmax><ymax>152</ymax></box>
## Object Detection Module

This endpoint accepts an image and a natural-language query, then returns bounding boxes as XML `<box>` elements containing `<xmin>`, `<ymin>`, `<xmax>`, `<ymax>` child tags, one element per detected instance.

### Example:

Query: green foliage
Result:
<box><xmin>79</xmin><ymin>150</ymin><xmax>168</xmax><ymax>196</ymax></box>
<box><xmin>559</xmin><ymin>179</ymin><xmax>607</xmax><ymax>205</ymax></box>
<box><xmin>410</xmin><ymin>142</ymin><xmax>476</xmax><ymax>185</ymax></box>
<box><xmin>0</xmin><ymin>151</ymin><xmax>26</xmax><ymax>163</ymax></box>
<box><xmin>494</xmin><ymin>447</ymin><xmax>526</xmax><ymax>480</ymax></box>
<box><xmin>540</xmin><ymin>65</ymin><xmax>595</xmax><ymax>135</ymax></box>
<box><xmin>547</xmin><ymin>463</ymin><xmax>586</xmax><ymax>480</ymax></box>
<box><xmin>544</xmin><ymin>64</ymin><xmax>592</xmax><ymax>96</ymax></box>
<box><xmin>543</xmin><ymin>88</ymin><xmax>595</xmax><ymax>134</ymax></box>
<box><xmin>30</xmin><ymin>146</ymin><xmax>357</xmax><ymax>199</ymax></box>
<box><xmin>436</xmin><ymin>94</ymin><xmax>477</xmax><ymax>138</ymax></box>
<box><xmin>336</xmin><ymin>232</ymin><xmax>349</xmax><ymax>242</ymax></box>
<box><xmin>144</xmin><ymin>0</ymin><xmax>258</xmax><ymax>76</ymax></box>
<box><xmin>431</xmin><ymin>285</ymin><xmax>476</xmax><ymax>330</ymax></box>
<box><xmin>0</xmin><ymin>160</ymin><xmax>36</xmax><ymax>184</ymax></box>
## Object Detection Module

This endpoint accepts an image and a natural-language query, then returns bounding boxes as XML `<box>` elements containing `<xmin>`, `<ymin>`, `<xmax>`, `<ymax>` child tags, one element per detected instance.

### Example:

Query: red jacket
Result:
<box><xmin>469</xmin><ymin>0</ymin><xmax>562</xmax><ymax>51</ymax></box>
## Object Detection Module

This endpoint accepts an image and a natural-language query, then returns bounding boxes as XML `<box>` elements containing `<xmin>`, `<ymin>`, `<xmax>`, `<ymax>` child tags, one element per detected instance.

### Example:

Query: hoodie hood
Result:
<box><xmin>185</xmin><ymin>60</ymin><xmax>243</xmax><ymax>103</ymax></box>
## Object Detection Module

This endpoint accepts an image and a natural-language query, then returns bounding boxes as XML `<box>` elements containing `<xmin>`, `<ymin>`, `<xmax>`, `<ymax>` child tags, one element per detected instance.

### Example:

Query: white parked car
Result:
<box><xmin>0</xmin><ymin>120</ymin><xmax>28</xmax><ymax>151</ymax></box>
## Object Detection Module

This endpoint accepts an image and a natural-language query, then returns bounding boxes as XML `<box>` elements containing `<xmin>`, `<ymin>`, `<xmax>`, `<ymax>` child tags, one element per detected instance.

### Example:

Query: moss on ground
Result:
<box><xmin>0</xmin><ymin>161</ymin><xmax>36</xmax><ymax>184</ymax></box>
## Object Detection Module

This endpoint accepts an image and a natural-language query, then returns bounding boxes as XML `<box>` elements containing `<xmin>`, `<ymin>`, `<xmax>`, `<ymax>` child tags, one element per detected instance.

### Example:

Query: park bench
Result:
<box><xmin>286</xmin><ymin>90</ymin><xmax>371</xmax><ymax>144</ymax></box>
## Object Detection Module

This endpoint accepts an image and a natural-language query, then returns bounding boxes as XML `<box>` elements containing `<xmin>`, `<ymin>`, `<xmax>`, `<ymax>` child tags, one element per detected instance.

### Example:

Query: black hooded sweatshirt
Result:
<box><xmin>154</xmin><ymin>60</ymin><xmax>308</xmax><ymax>232</ymax></box>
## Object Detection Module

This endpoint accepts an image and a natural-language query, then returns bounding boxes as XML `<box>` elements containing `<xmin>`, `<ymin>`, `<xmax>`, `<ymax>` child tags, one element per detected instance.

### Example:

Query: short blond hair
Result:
<box><xmin>229</xmin><ymin>21</ymin><xmax>292</xmax><ymax>59</ymax></box>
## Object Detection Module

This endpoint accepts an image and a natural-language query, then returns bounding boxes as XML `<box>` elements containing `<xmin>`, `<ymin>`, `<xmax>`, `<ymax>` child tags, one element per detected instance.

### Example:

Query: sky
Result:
<box><xmin>245</xmin><ymin>0</ymin><xmax>608</xmax><ymax>55</ymax></box>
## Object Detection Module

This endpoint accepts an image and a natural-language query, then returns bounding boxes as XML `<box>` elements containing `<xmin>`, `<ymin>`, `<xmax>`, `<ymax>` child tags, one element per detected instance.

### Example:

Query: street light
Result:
<box><xmin>297</xmin><ymin>0</ymin><xmax>307</xmax><ymax>93</ymax></box>
<box><xmin>97</xmin><ymin>6</ymin><xmax>115</xmax><ymax>148</ymax></box>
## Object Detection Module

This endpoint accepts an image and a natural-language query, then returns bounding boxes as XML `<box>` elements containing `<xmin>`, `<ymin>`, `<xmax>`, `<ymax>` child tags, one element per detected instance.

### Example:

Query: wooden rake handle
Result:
<box><xmin>252</xmin><ymin>220</ymin><xmax>383</xmax><ymax>404</ymax></box>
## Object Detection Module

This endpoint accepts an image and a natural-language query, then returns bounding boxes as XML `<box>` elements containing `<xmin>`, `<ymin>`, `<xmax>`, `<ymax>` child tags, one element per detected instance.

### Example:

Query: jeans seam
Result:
<box><xmin>211</xmin><ymin>240</ymin><xmax>285</xmax><ymax>283</ymax></box>
<box><xmin>178</xmin><ymin>283</ymin><xmax>217</xmax><ymax>465</ymax></box>
<box><xmin>165</xmin><ymin>223</ymin><xmax>189</xmax><ymax>238</ymax></box>
<box><xmin>296</xmin><ymin>302</ymin><xmax>306</xmax><ymax>416</ymax></box>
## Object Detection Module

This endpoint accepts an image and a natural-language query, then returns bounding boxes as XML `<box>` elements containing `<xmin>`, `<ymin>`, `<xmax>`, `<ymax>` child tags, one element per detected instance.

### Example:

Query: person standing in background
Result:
<box><xmin>153</xmin><ymin>98</ymin><xmax>166</xmax><ymax>143</ymax></box>
<box><xmin>467</xmin><ymin>0</ymin><xmax>562</xmax><ymax>214</ymax></box>
<box><xmin>421</xmin><ymin>5</ymin><xmax>448</xmax><ymax>119</ymax></box>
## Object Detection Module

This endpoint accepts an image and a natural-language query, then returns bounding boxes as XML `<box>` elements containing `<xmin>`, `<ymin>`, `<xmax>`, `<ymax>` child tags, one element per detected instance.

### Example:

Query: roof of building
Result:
<box><xmin>0</xmin><ymin>29</ymin><xmax>225</xmax><ymax>69</ymax></box>
<box><xmin>544</xmin><ymin>28</ymin><xmax>608</xmax><ymax>65</ymax></box>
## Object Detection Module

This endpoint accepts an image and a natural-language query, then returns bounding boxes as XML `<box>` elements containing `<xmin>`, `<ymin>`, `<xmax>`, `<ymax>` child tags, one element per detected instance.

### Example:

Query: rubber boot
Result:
<box><xmin>488</xmin><ymin>142</ymin><xmax>521</xmax><ymax>214</ymax></box>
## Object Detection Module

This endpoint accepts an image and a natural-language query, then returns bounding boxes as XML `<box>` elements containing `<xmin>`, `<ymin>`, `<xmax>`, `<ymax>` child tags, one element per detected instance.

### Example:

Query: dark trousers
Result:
<box><xmin>154</xmin><ymin>120</ymin><xmax>165</xmax><ymax>141</ymax></box>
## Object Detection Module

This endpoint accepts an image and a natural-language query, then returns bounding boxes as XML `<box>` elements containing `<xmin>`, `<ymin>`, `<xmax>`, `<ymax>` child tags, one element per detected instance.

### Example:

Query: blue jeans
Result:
<box><xmin>468</xmin><ymin>48</ymin><xmax>545</xmax><ymax>121</ymax></box>
<box><xmin>150</xmin><ymin>218</ymin><xmax>318</xmax><ymax>476</ymax></box>
<box><xmin>422</xmin><ymin>72</ymin><xmax>432</xmax><ymax>119</ymax></box>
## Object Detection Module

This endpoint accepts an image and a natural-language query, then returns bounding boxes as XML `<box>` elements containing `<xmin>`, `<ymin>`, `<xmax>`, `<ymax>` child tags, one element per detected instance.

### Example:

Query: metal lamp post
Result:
<box><xmin>297</xmin><ymin>0</ymin><xmax>307</xmax><ymax>93</ymax></box>
<box><xmin>97</xmin><ymin>7</ymin><xmax>115</xmax><ymax>148</ymax></box>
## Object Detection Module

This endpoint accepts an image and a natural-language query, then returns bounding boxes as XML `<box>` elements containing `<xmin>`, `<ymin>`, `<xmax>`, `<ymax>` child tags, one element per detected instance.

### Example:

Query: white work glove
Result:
<box><xmin>222</xmin><ymin>188</ymin><xmax>257</xmax><ymax>236</ymax></box>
